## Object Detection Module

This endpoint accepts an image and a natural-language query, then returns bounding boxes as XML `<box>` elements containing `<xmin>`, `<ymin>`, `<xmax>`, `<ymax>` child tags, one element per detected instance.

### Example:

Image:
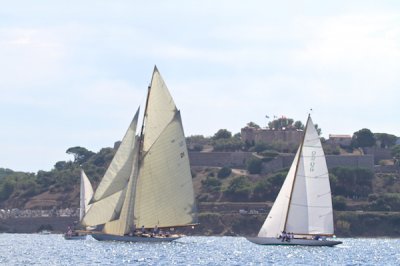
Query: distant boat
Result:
<box><xmin>81</xmin><ymin>66</ymin><xmax>197</xmax><ymax>242</ymax></box>
<box><xmin>64</xmin><ymin>170</ymin><xmax>93</xmax><ymax>240</ymax></box>
<box><xmin>247</xmin><ymin>115</ymin><xmax>342</xmax><ymax>247</ymax></box>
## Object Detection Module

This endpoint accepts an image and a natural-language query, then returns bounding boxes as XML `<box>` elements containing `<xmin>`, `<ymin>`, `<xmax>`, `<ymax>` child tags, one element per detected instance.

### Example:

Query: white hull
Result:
<box><xmin>246</xmin><ymin>237</ymin><xmax>342</xmax><ymax>247</ymax></box>
<box><xmin>91</xmin><ymin>233</ymin><xmax>181</xmax><ymax>242</ymax></box>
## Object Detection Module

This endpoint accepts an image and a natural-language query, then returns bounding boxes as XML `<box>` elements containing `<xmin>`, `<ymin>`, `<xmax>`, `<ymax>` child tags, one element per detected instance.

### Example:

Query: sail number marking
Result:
<box><xmin>310</xmin><ymin>150</ymin><xmax>316</xmax><ymax>172</ymax></box>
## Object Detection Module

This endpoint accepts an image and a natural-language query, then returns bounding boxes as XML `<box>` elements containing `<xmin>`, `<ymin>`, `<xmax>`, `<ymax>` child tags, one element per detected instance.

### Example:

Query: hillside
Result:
<box><xmin>1</xmin><ymin>128</ymin><xmax>400</xmax><ymax>236</ymax></box>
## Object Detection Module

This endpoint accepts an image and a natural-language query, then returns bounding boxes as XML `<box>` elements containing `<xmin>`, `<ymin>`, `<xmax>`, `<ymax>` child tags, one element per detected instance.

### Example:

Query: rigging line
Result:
<box><xmin>289</xmin><ymin>202</ymin><xmax>332</xmax><ymax>208</ymax></box>
<box><xmin>141</xmin><ymin>111</ymin><xmax>180</xmax><ymax>157</ymax></box>
<box><xmin>301</xmin><ymin>154</ymin><xmax>326</xmax><ymax>158</ymax></box>
<box><xmin>296</xmin><ymin>173</ymin><xmax>329</xmax><ymax>178</ymax></box>
<box><xmin>317</xmin><ymin>191</ymin><xmax>331</xmax><ymax>197</ymax></box>
<box><xmin>318</xmin><ymin>211</ymin><xmax>333</xmax><ymax>218</ymax></box>
<box><xmin>304</xmin><ymin>137</ymin><xmax>321</xmax><ymax>142</ymax></box>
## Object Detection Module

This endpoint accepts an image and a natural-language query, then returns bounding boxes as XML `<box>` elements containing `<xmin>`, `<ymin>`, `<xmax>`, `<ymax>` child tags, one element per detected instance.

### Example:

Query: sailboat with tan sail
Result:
<box><xmin>80</xmin><ymin>66</ymin><xmax>197</xmax><ymax>242</ymax></box>
<box><xmin>246</xmin><ymin>115</ymin><xmax>342</xmax><ymax>246</ymax></box>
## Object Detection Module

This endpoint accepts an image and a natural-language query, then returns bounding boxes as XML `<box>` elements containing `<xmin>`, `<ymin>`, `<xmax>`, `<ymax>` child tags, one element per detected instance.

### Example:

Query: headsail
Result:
<box><xmin>258</xmin><ymin>115</ymin><xmax>333</xmax><ymax>237</ymax></box>
<box><xmin>79</xmin><ymin>170</ymin><xmax>94</xmax><ymax>221</ymax></box>
<box><xmin>81</xmin><ymin>108</ymin><xmax>140</xmax><ymax>227</ymax></box>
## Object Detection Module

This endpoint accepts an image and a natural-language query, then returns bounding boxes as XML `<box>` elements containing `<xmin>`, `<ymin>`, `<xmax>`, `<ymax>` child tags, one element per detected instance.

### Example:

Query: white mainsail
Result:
<box><xmin>258</xmin><ymin>115</ymin><xmax>333</xmax><ymax>238</ymax></box>
<box><xmin>82</xmin><ymin>66</ymin><xmax>196</xmax><ymax>235</ymax></box>
<box><xmin>79</xmin><ymin>170</ymin><xmax>94</xmax><ymax>221</ymax></box>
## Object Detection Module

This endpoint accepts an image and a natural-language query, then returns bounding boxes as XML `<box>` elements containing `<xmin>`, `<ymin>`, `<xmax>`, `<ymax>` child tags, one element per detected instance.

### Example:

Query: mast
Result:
<box><xmin>283</xmin><ymin>114</ymin><xmax>311</xmax><ymax>231</ymax></box>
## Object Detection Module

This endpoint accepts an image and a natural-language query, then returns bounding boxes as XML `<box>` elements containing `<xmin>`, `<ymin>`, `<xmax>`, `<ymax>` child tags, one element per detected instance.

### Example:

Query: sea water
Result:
<box><xmin>0</xmin><ymin>234</ymin><xmax>399</xmax><ymax>265</ymax></box>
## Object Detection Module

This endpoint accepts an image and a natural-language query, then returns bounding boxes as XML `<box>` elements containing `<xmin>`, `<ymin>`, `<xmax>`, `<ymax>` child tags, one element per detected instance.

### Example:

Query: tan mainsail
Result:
<box><xmin>258</xmin><ymin>115</ymin><xmax>334</xmax><ymax>238</ymax></box>
<box><xmin>134</xmin><ymin>112</ymin><xmax>195</xmax><ymax>228</ymax></box>
<box><xmin>82</xmin><ymin>66</ymin><xmax>197</xmax><ymax>236</ymax></box>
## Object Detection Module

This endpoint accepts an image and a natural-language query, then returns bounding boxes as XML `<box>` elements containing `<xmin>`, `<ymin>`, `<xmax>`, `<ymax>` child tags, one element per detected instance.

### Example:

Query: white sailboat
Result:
<box><xmin>64</xmin><ymin>169</ymin><xmax>94</xmax><ymax>240</ymax></box>
<box><xmin>247</xmin><ymin>115</ymin><xmax>342</xmax><ymax>247</ymax></box>
<box><xmin>81</xmin><ymin>66</ymin><xmax>197</xmax><ymax>242</ymax></box>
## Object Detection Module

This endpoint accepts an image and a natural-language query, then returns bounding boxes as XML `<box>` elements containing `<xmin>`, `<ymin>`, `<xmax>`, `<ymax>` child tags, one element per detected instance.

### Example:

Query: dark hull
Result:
<box><xmin>91</xmin><ymin>233</ymin><xmax>181</xmax><ymax>243</ymax></box>
<box><xmin>246</xmin><ymin>237</ymin><xmax>342</xmax><ymax>247</ymax></box>
<box><xmin>63</xmin><ymin>234</ymin><xmax>87</xmax><ymax>240</ymax></box>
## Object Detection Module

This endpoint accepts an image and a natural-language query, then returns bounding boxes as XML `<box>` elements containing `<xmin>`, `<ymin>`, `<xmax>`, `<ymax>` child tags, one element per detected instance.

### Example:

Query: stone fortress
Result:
<box><xmin>188</xmin><ymin>123</ymin><xmax>397</xmax><ymax>174</ymax></box>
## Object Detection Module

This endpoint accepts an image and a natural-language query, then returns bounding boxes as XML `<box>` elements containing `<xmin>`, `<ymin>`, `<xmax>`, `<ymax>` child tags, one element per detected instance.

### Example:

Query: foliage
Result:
<box><xmin>186</xmin><ymin>135</ymin><xmax>210</xmax><ymax>151</ymax></box>
<box><xmin>246</xmin><ymin>158</ymin><xmax>262</xmax><ymax>174</ymax></box>
<box><xmin>252</xmin><ymin>171</ymin><xmax>287</xmax><ymax>201</ymax></box>
<box><xmin>213</xmin><ymin>129</ymin><xmax>232</xmax><ymax>140</ymax></box>
<box><xmin>368</xmin><ymin>193</ymin><xmax>400</xmax><ymax>211</ymax></box>
<box><xmin>268</xmin><ymin>117</ymin><xmax>294</xmax><ymax>130</ymax></box>
<box><xmin>333</xmin><ymin>196</ymin><xmax>347</xmax><ymax>210</ymax></box>
<box><xmin>351</xmin><ymin>128</ymin><xmax>376</xmax><ymax>148</ymax></box>
<box><xmin>217</xmin><ymin>167</ymin><xmax>232</xmax><ymax>179</ymax></box>
<box><xmin>251</xmin><ymin>143</ymin><xmax>271</xmax><ymax>153</ymax></box>
<box><xmin>314</xmin><ymin>124</ymin><xmax>322</xmax><ymax>136</ymax></box>
<box><xmin>330</xmin><ymin>167</ymin><xmax>374</xmax><ymax>198</ymax></box>
<box><xmin>323</xmin><ymin>144</ymin><xmax>340</xmax><ymax>155</ymax></box>
<box><xmin>0</xmin><ymin>168</ymin><xmax>13</xmax><ymax>179</ymax></box>
<box><xmin>246</xmin><ymin>122</ymin><xmax>260</xmax><ymax>129</ymax></box>
<box><xmin>201</xmin><ymin>177</ymin><xmax>222</xmax><ymax>192</ymax></box>
<box><xmin>269</xmin><ymin>140</ymin><xmax>297</xmax><ymax>153</ymax></box>
<box><xmin>66</xmin><ymin>146</ymin><xmax>95</xmax><ymax>165</ymax></box>
<box><xmin>258</xmin><ymin>150</ymin><xmax>279</xmax><ymax>158</ymax></box>
<box><xmin>224</xmin><ymin>176</ymin><xmax>252</xmax><ymax>201</ymax></box>
<box><xmin>374</xmin><ymin>133</ymin><xmax>398</xmax><ymax>148</ymax></box>
<box><xmin>391</xmin><ymin>145</ymin><xmax>400</xmax><ymax>165</ymax></box>
<box><xmin>212</xmin><ymin>137</ymin><xmax>243</xmax><ymax>152</ymax></box>
<box><xmin>294</xmin><ymin>121</ymin><xmax>304</xmax><ymax>130</ymax></box>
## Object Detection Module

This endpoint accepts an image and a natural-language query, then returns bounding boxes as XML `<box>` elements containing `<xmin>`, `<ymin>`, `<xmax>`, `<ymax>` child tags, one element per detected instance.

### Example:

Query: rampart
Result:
<box><xmin>189</xmin><ymin>152</ymin><xmax>253</xmax><ymax>168</ymax></box>
<box><xmin>262</xmin><ymin>154</ymin><xmax>374</xmax><ymax>174</ymax></box>
<box><xmin>189</xmin><ymin>151</ymin><xmax>375</xmax><ymax>173</ymax></box>
<box><xmin>241</xmin><ymin>127</ymin><xmax>303</xmax><ymax>145</ymax></box>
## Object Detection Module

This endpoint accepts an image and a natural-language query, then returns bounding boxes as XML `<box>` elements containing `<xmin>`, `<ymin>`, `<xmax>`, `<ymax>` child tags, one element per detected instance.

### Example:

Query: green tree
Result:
<box><xmin>225</xmin><ymin>176</ymin><xmax>252</xmax><ymax>201</ymax></box>
<box><xmin>294</xmin><ymin>121</ymin><xmax>304</xmax><ymax>130</ymax></box>
<box><xmin>314</xmin><ymin>124</ymin><xmax>322</xmax><ymax>136</ymax></box>
<box><xmin>391</xmin><ymin>145</ymin><xmax>400</xmax><ymax>166</ymax></box>
<box><xmin>268</xmin><ymin>117</ymin><xmax>293</xmax><ymax>130</ymax></box>
<box><xmin>246</xmin><ymin>158</ymin><xmax>262</xmax><ymax>174</ymax></box>
<box><xmin>217</xmin><ymin>167</ymin><xmax>232</xmax><ymax>179</ymax></box>
<box><xmin>201</xmin><ymin>177</ymin><xmax>221</xmax><ymax>192</ymax></box>
<box><xmin>213</xmin><ymin>137</ymin><xmax>243</xmax><ymax>152</ymax></box>
<box><xmin>66</xmin><ymin>146</ymin><xmax>95</xmax><ymax>164</ymax></box>
<box><xmin>351</xmin><ymin>128</ymin><xmax>376</xmax><ymax>148</ymax></box>
<box><xmin>333</xmin><ymin>196</ymin><xmax>347</xmax><ymax>210</ymax></box>
<box><xmin>213</xmin><ymin>129</ymin><xmax>232</xmax><ymax>140</ymax></box>
<box><xmin>374</xmin><ymin>133</ymin><xmax>398</xmax><ymax>148</ymax></box>
<box><xmin>247</xmin><ymin>122</ymin><xmax>260</xmax><ymax>129</ymax></box>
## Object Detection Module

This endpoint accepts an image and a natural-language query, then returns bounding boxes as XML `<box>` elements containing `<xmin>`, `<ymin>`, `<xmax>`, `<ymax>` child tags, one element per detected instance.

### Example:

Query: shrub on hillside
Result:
<box><xmin>246</xmin><ymin>158</ymin><xmax>262</xmax><ymax>174</ymax></box>
<box><xmin>201</xmin><ymin>177</ymin><xmax>221</xmax><ymax>192</ymax></box>
<box><xmin>333</xmin><ymin>196</ymin><xmax>347</xmax><ymax>210</ymax></box>
<box><xmin>217</xmin><ymin>167</ymin><xmax>232</xmax><ymax>179</ymax></box>
<box><xmin>224</xmin><ymin>176</ymin><xmax>252</xmax><ymax>201</ymax></box>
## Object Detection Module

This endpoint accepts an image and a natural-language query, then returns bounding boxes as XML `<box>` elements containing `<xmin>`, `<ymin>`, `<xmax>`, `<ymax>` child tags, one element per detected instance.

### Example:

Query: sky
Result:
<box><xmin>1</xmin><ymin>1</ymin><xmax>400</xmax><ymax>172</ymax></box>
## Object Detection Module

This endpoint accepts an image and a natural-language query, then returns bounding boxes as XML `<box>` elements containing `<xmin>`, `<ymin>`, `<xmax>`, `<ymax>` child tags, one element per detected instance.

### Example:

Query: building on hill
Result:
<box><xmin>326</xmin><ymin>134</ymin><xmax>352</xmax><ymax>147</ymax></box>
<box><xmin>241</xmin><ymin>126</ymin><xmax>303</xmax><ymax>146</ymax></box>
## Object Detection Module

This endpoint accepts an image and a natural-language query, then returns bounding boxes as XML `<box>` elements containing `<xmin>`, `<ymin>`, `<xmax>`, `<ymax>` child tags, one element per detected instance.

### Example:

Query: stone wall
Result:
<box><xmin>0</xmin><ymin>216</ymin><xmax>76</xmax><ymax>233</ymax></box>
<box><xmin>363</xmin><ymin>147</ymin><xmax>393</xmax><ymax>164</ymax></box>
<box><xmin>188</xmin><ymin>152</ymin><xmax>253</xmax><ymax>168</ymax></box>
<box><xmin>261</xmin><ymin>154</ymin><xmax>374</xmax><ymax>174</ymax></box>
<box><xmin>241</xmin><ymin>127</ymin><xmax>303</xmax><ymax>145</ymax></box>
<box><xmin>189</xmin><ymin>151</ymin><xmax>375</xmax><ymax>173</ymax></box>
